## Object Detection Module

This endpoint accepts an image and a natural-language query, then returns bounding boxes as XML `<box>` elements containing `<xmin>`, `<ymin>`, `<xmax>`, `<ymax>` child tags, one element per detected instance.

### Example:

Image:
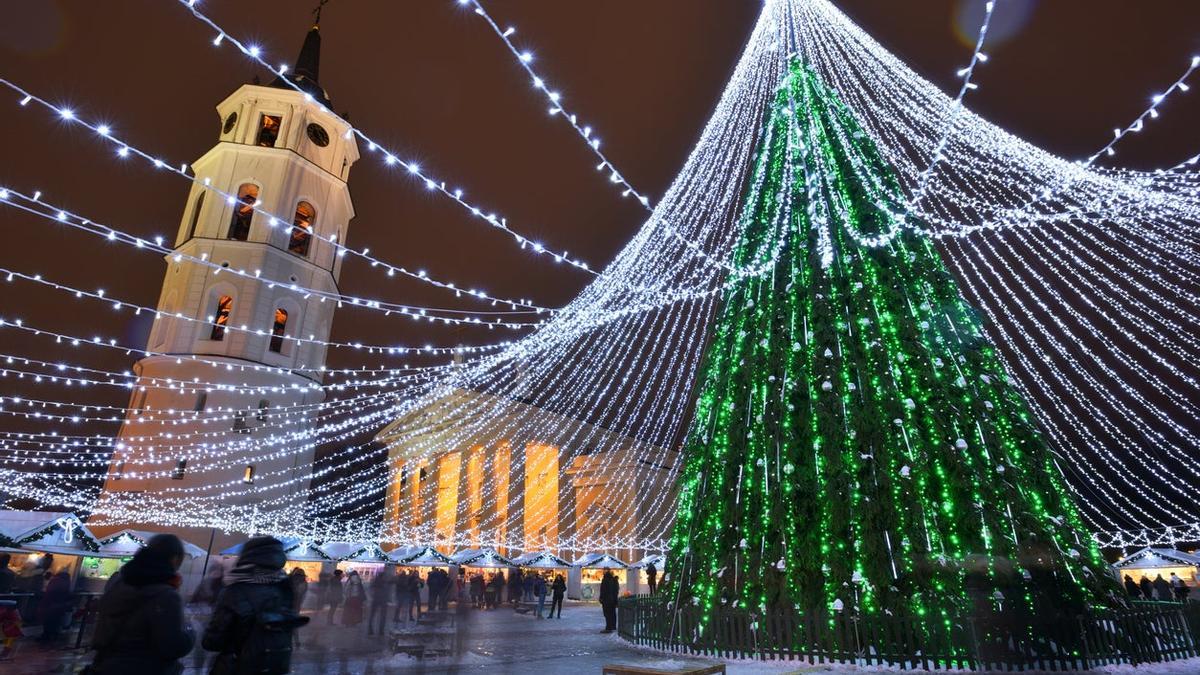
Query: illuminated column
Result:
<box><xmin>493</xmin><ymin>441</ymin><xmax>512</xmax><ymax>553</ymax></box>
<box><xmin>434</xmin><ymin>452</ymin><xmax>462</xmax><ymax>547</ymax></box>
<box><xmin>508</xmin><ymin>441</ymin><xmax>527</xmax><ymax>550</ymax></box>
<box><xmin>557</xmin><ymin>446</ymin><xmax>577</xmax><ymax>552</ymax></box>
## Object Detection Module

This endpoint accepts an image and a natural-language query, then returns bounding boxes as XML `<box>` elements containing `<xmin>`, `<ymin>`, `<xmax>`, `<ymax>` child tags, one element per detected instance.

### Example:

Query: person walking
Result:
<box><xmin>1153</xmin><ymin>574</ymin><xmax>1173</xmax><ymax>601</ymax></box>
<box><xmin>1123</xmin><ymin>574</ymin><xmax>1141</xmax><ymax>599</ymax></box>
<box><xmin>550</xmin><ymin>574</ymin><xmax>566</xmax><ymax>619</ymax></box>
<box><xmin>599</xmin><ymin>570</ymin><xmax>619</xmax><ymax>633</ymax></box>
<box><xmin>325</xmin><ymin>569</ymin><xmax>344</xmax><ymax>625</ymax></box>
<box><xmin>288</xmin><ymin>568</ymin><xmax>308</xmax><ymax>613</ymax></box>
<box><xmin>368</xmin><ymin>567</ymin><xmax>392</xmax><ymax>636</ymax></box>
<box><xmin>508</xmin><ymin>568</ymin><xmax>523</xmax><ymax>606</ymax></box>
<box><xmin>1170</xmin><ymin>573</ymin><xmax>1190</xmax><ymax>602</ymax></box>
<box><xmin>0</xmin><ymin>554</ymin><xmax>15</xmax><ymax>594</ymax></box>
<box><xmin>1139</xmin><ymin>575</ymin><xmax>1154</xmax><ymax>600</ymax></box>
<box><xmin>202</xmin><ymin>536</ymin><xmax>308</xmax><ymax>674</ymax></box>
<box><xmin>409</xmin><ymin>570</ymin><xmax>423</xmax><ymax>620</ymax></box>
<box><xmin>88</xmin><ymin>534</ymin><xmax>195</xmax><ymax>674</ymax></box>
<box><xmin>35</xmin><ymin>569</ymin><xmax>72</xmax><ymax>644</ymax></box>
<box><xmin>646</xmin><ymin>562</ymin><xmax>658</xmax><ymax>595</ymax></box>
<box><xmin>534</xmin><ymin>575</ymin><xmax>548</xmax><ymax>619</ymax></box>
<box><xmin>342</xmin><ymin>571</ymin><xmax>365</xmax><ymax>627</ymax></box>
<box><xmin>393</xmin><ymin>570</ymin><xmax>412</xmax><ymax>625</ymax></box>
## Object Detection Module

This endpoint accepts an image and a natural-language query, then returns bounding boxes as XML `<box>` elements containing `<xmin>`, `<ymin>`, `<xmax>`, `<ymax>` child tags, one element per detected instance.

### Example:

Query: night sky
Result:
<box><xmin>2</xmin><ymin>1</ymin><xmax>1198</xmax><ymax>519</ymax></box>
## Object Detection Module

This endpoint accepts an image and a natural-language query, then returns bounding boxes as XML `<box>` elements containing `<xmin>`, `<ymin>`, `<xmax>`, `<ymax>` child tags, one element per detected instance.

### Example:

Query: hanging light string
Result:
<box><xmin>0</xmin><ymin>77</ymin><xmax>552</xmax><ymax>314</ymax></box>
<box><xmin>459</xmin><ymin>0</ymin><xmax>651</xmax><ymax>208</ymax></box>
<box><xmin>169</xmin><ymin>0</ymin><xmax>603</xmax><ymax>278</ymax></box>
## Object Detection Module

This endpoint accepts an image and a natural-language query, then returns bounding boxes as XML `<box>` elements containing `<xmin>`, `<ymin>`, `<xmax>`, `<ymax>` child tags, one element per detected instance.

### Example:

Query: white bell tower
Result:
<box><xmin>97</xmin><ymin>20</ymin><xmax>358</xmax><ymax>546</ymax></box>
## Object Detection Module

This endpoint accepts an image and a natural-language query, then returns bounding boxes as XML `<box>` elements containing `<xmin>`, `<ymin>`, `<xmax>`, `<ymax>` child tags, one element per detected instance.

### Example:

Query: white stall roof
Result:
<box><xmin>1113</xmin><ymin>547</ymin><xmax>1200</xmax><ymax>570</ymax></box>
<box><xmin>96</xmin><ymin>530</ymin><xmax>206</xmax><ymax>559</ymax></box>
<box><xmin>0</xmin><ymin>511</ymin><xmax>99</xmax><ymax>555</ymax></box>
<box><xmin>628</xmin><ymin>553</ymin><xmax>665</xmax><ymax>569</ymax></box>
<box><xmin>323</xmin><ymin>541</ymin><xmax>389</xmax><ymax>563</ymax></box>
<box><xmin>451</xmin><ymin>547</ymin><xmax>513</xmax><ymax>567</ymax></box>
<box><xmin>572</xmin><ymin>552</ymin><xmax>628</xmax><ymax>569</ymax></box>
<box><xmin>220</xmin><ymin>537</ymin><xmax>331</xmax><ymax>562</ymax></box>
<box><xmin>511</xmin><ymin>551</ymin><xmax>572</xmax><ymax>568</ymax></box>
<box><xmin>388</xmin><ymin>545</ymin><xmax>452</xmax><ymax>566</ymax></box>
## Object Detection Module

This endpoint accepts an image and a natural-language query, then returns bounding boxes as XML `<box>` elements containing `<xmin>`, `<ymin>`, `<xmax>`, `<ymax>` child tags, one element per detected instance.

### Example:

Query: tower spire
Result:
<box><xmin>269</xmin><ymin>1</ymin><xmax>332</xmax><ymax>107</ymax></box>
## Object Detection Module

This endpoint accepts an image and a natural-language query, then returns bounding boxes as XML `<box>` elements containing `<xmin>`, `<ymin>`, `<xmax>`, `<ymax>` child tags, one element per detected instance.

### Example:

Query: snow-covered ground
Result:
<box><xmin>9</xmin><ymin>600</ymin><xmax>1199</xmax><ymax>674</ymax></box>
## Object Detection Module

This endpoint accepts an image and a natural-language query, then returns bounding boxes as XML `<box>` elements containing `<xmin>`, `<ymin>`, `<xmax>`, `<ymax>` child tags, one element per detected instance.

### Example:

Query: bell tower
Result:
<box><xmin>97</xmin><ymin>18</ymin><xmax>358</xmax><ymax>546</ymax></box>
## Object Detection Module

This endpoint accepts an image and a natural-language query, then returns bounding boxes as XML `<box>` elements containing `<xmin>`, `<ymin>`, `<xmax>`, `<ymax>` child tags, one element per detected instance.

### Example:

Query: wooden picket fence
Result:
<box><xmin>617</xmin><ymin>595</ymin><xmax>1200</xmax><ymax>671</ymax></box>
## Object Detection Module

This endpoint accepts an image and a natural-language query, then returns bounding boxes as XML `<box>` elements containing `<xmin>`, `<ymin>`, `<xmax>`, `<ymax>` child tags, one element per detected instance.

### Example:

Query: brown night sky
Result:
<box><xmin>1</xmin><ymin>1</ymin><xmax>1198</xmax><ymax>516</ymax></box>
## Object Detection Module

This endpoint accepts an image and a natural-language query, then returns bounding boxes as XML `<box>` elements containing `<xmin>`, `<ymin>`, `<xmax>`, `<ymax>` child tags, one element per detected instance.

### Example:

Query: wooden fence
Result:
<box><xmin>617</xmin><ymin>595</ymin><xmax>1200</xmax><ymax>671</ymax></box>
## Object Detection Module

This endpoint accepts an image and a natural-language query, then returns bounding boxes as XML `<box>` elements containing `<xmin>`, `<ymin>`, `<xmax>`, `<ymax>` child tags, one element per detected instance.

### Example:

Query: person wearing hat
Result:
<box><xmin>202</xmin><ymin>536</ymin><xmax>308</xmax><ymax>674</ymax></box>
<box><xmin>89</xmin><ymin>534</ymin><xmax>195</xmax><ymax>674</ymax></box>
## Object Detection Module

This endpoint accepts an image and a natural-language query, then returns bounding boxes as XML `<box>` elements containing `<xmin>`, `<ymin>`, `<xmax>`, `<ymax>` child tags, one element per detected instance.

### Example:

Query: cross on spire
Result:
<box><xmin>312</xmin><ymin>0</ymin><xmax>331</xmax><ymax>27</ymax></box>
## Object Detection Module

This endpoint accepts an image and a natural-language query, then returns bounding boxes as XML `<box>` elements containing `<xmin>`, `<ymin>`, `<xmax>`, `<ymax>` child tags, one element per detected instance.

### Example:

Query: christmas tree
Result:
<box><xmin>666</xmin><ymin>60</ymin><xmax>1113</xmax><ymax>627</ymax></box>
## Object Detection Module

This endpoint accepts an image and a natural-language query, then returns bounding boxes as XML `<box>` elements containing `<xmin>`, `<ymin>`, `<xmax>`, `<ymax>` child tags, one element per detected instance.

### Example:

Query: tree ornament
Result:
<box><xmin>954</xmin><ymin>438</ymin><xmax>968</xmax><ymax>451</ymax></box>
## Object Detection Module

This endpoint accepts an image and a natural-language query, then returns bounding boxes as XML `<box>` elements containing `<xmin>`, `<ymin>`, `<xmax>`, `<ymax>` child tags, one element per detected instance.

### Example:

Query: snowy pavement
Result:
<box><xmin>7</xmin><ymin>601</ymin><xmax>1200</xmax><ymax>674</ymax></box>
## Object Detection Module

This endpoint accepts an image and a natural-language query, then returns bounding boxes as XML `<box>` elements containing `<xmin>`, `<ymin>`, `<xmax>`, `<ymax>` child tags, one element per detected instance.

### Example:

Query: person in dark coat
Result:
<box><xmin>1139</xmin><ymin>575</ymin><xmax>1154</xmax><ymax>599</ymax></box>
<box><xmin>1153</xmin><ymin>574</ymin><xmax>1173</xmax><ymax>601</ymax></box>
<box><xmin>1170</xmin><ymin>573</ymin><xmax>1190</xmax><ymax>602</ymax></box>
<box><xmin>367</xmin><ymin>567</ymin><xmax>392</xmax><ymax>636</ymax></box>
<box><xmin>408</xmin><ymin>570</ymin><xmax>423</xmax><ymax>619</ymax></box>
<box><xmin>533</xmin><ymin>575</ymin><xmax>548</xmax><ymax>618</ymax></box>
<box><xmin>646</xmin><ymin>562</ymin><xmax>658</xmax><ymax>595</ymax></box>
<box><xmin>35</xmin><ymin>570</ymin><xmax>72</xmax><ymax>643</ymax></box>
<box><xmin>550</xmin><ymin>574</ymin><xmax>566</xmax><ymax>619</ymax></box>
<box><xmin>0</xmin><ymin>554</ymin><xmax>15</xmax><ymax>594</ymax></box>
<box><xmin>599</xmin><ymin>570</ymin><xmax>620</xmax><ymax>633</ymax></box>
<box><xmin>1123</xmin><ymin>574</ymin><xmax>1141</xmax><ymax>599</ymax></box>
<box><xmin>325</xmin><ymin>569</ymin><xmax>344</xmax><ymax>625</ymax></box>
<box><xmin>508</xmin><ymin>568</ymin><xmax>523</xmax><ymax>605</ymax></box>
<box><xmin>89</xmin><ymin>534</ymin><xmax>194</xmax><ymax>674</ymax></box>
<box><xmin>202</xmin><ymin>536</ymin><xmax>307</xmax><ymax>674</ymax></box>
<box><xmin>288</xmin><ymin>568</ymin><xmax>308</xmax><ymax>612</ymax></box>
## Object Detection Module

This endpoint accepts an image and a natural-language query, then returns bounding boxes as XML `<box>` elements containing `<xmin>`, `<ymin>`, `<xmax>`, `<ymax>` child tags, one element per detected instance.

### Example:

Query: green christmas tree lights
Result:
<box><xmin>666</xmin><ymin>60</ymin><xmax>1115</xmax><ymax>628</ymax></box>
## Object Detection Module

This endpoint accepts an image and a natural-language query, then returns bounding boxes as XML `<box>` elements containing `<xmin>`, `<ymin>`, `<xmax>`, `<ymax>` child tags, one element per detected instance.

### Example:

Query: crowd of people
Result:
<box><xmin>0</xmin><ymin>537</ymin><xmax>643</xmax><ymax>671</ymax></box>
<box><xmin>1123</xmin><ymin>572</ymin><xmax>1193</xmax><ymax>602</ymax></box>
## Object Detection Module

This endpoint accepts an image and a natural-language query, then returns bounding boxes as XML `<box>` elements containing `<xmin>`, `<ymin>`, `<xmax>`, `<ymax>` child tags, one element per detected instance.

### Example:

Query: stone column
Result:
<box><xmin>507</xmin><ymin>441</ymin><xmax>526</xmax><ymax>552</ymax></box>
<box><xmin>557</xmin><ymin>446</ymin><xmax>577</xmax><ymax>551</ymax></box>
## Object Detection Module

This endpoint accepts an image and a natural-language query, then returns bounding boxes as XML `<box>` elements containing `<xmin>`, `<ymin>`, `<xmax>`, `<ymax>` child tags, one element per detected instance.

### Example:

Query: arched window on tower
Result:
<box><xmin>256</xmin><ymin>114</ymin><xmax>282</xmax><ymax>147</ymax></box>
<box><xmin>186</xmin><ymin>191</ymin><xmax>205</xmax><ymax>240</ymax></box>
<box><xmin>269</xmin><ymin>308</ymin><xmax>288</xmax><ymax>353</ymax></box>
<box><xmin>288</xmin><ymin>201</ymin><xmax>315</xmax><ymax>256</ymax></box>
<box><xmin>227</xmin><ymin>184</ymin><xmax>258</xmax><ymax>241</ymax></box>
<box><xmin>210</xmin><ymin>295</ymin><xmax>233</xmax><ymax>341</ymax></box>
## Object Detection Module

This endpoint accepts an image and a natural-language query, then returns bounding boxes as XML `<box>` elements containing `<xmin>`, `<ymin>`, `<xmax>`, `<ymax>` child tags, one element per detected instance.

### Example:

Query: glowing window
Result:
<box><xmin>288</xmin><ymin>201</ymin><xmax>315</xmax><ymax>256</ymax></box>
<box><xmin>256</xmin><ymin>114</ymin><xmax>282</xmax><ymax>147</ymax></box>
<box><xmin>227</xmin><ymin>184</ymin><xmax>258</xmax><ymax>241</ymax></box>
<box><xmin>269</xmin><ymin>308</ymin><xmax>288</xmax><ymax>353</ymax></box>
<box><xmin>243</xmin><ymin>465</ymin><xmax>255</xmax><ymax>484</ymax></box>
<box><xmin>210</xmin><ymin>295</ymin><xmax>233</xmax><ymax>341</ymax></box>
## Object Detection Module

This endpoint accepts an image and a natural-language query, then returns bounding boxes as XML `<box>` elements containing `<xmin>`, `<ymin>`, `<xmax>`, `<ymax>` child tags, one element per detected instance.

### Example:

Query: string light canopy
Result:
<box><xmin>1</xmin><ymin>0</ymin><xmax>1197</xmax><ymax>555</ymax></box>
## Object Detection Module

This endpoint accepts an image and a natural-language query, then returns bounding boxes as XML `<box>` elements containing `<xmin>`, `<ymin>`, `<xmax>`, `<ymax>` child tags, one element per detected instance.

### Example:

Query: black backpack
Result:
<box><xmin>235</xmin><ymin>608</ymin><xmax>308</xmax><ymax>674</ymax></box>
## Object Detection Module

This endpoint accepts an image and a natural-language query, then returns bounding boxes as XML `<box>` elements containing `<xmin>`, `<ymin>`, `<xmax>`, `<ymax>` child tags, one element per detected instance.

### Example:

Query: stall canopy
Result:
<box><xmin>1113</xmin><ymin>547</ymin><xmax>1200</xmax><ymax>580</ymax></box>
<box><xmin>629</xmin><ymin>553</ymin><xmax>665</xmax><ymax>569</ymax></box>
<box><xmin>96</xmin><ymin>530</ymin><xmax>206</xmax><ymax>559</ymax></box>
<box><xmin>0</xmin><ymin>511</ymin><xmax>99</xmax><ymax>555</ymax></box>
<box><xmin>220</xmin><ymin>537</ymin><xmax>331</xmax><ymax>562</ymax></box>
<box><xmin>511</xmin><ymin>551</ymin><xmax>572</xmax><ymax>569</ymax></box>
<box><xmin>452</xmin><ymin>547</ymin><xmax>513</xmax><ymax>568</ymax></box>
<box><xmin>322</xmin><ymin>541</ymin><xmax>388</xmax><ymax>562</ymax></box>
<box><xmin>572</xmin><ymin>552</ymin><xmax>628</xmax><ymax>569</ymax></box>
<box><xmin>388</xmin><ymin>545</ymin><xmax>452</xmax><ymax>566</ymax></box>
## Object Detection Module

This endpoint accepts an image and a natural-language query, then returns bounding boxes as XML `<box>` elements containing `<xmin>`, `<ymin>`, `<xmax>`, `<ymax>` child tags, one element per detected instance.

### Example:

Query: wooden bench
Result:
<box><xmin>601</xmin><ymin>665</ymin><xmax>725</xmax><ymax>675</ymax></box>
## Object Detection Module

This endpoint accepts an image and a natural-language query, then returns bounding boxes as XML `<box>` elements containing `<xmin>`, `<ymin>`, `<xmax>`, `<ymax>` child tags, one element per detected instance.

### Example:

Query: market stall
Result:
<box><xmin>569</xmin><ymin>552</ymin><xmax>629</xmax><ymax>601</ymax></box>
<box><xmin>220</xmin><ymin>537</ymin><xmax>332</xmax><ymax>587</ymax></box>
<box><xmin>388</xmin><ymin>545</ymin><xmax>453</xmax><ymax>604</ymax></box>
<box><xmin>323</xmin><ymin>541</ymin><xmax>391</xmax><ymax>583</ymax></box>
<box><xmin>511</xmin><ymin>550</ymin><xmax>572</xmax><ymax>587</ymax></box>
<box><xmin>1113</xmin><ymin>547</ymin><xmax>1200</xmax><ymax>595</ymax></box>
<box><xmin>82</xmin><ymin>529</ymin><xmax>207</xmax><ymax>593</ymax></box>
<box><xmin>0</xmin><ymin>511</ymin><xmax>100</xmax><ymax>588</ymax></box>
<box><xmin>628</xmin><ymin>553</ymin><xmax>665</xmax><ymax>594</ymax></box>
